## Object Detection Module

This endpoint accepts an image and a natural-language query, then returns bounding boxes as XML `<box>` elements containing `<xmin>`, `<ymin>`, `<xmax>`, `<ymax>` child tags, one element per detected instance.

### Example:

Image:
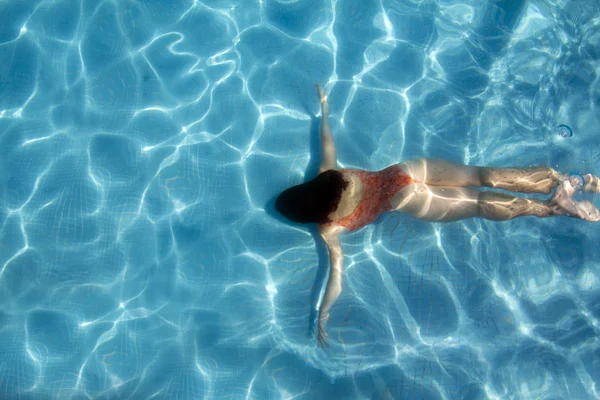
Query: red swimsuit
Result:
<box><xmin>325</xmin><ymin>165</ymin><xmax>413</xmax><ymax>231</ymax></box>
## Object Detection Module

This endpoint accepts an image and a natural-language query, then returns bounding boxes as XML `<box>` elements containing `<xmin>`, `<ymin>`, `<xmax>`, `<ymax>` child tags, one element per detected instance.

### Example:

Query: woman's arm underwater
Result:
<box><xmin>315</xmin><ymin>84</ymin><xmax>337</xmax><ymax>173</ymax></box>
<box><xmin>317</xmin><ymin>224</ymin><xmax>346</xmax><ymax>348</ymax></box>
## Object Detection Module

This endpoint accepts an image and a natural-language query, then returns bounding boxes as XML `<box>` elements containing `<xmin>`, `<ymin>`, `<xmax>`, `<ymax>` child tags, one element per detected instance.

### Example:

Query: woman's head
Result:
<box><xmin>275</xmin><ymin>170</ymin><xmax>348</xmax><ymax>224</ymax></box>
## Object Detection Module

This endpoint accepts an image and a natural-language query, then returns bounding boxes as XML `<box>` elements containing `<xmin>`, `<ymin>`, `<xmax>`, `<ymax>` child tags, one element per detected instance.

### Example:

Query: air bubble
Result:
<box><xmin>557</xmin><ymin>124</ymin><xmax>573</xmax><ymax>138</ymax></box>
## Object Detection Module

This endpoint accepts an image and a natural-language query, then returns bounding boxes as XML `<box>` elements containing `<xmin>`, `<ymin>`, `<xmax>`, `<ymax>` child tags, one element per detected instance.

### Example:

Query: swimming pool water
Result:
<box><xmin>1</xmin><ymin>0</ymin><xmax>599</xmax><ymax>399</ymax></box>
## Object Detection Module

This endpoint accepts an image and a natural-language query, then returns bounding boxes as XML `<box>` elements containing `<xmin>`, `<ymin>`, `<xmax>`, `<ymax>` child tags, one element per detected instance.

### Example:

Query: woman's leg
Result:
<box><xmin>398</xmin><ymin>159</ymin><xmax>564</xmax><ymax>194</ymax></box>
<box><xmin>391</xmin><ymin>183</ymin><xmax>567</xmax><ymax>222</ymax></box>
<box><xmin>393</xmin><ymin>159</ymin><xmax>600</xmax><ymax>222</ymax></box>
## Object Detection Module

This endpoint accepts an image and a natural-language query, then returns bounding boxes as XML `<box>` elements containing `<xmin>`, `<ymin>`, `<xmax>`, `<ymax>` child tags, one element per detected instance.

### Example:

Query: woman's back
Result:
<box><xmin>324</xmin><ymin>165</ymin><xmax>413</xmax><ymax>231</ymax></box>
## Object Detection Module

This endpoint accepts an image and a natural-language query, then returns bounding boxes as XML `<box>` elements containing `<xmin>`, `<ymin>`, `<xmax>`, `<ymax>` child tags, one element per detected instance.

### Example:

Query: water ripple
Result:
<box><xmin>0</xmin><ymin>0</ymin><xmax>599</xmax><ymax>399</ymax></box>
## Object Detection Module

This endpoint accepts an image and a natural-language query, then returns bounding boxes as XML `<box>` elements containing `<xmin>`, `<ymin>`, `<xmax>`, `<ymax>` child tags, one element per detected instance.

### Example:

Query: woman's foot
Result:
<box><xmin>583</xmin><ymin>174</ymin><xmax>600</xmax><ymax>193</ymax></box>
<box><xmin>548</xmin><ymin>178</ymin><xmax>600</xmax><ymax>221</ymax></box>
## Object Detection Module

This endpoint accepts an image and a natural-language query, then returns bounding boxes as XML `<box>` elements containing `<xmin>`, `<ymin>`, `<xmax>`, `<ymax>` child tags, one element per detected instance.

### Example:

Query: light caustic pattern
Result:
<box><xmin>0</xmin><ymin>0</ymin><xmax>599</xmax><ymax>399</ymax></box>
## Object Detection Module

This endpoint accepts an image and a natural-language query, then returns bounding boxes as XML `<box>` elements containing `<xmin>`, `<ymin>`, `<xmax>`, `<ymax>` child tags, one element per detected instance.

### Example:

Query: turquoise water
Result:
<box><xmin>1</xmin><ymin>0</ymin><xmax>599</xmax><ymax>399</ymax></box>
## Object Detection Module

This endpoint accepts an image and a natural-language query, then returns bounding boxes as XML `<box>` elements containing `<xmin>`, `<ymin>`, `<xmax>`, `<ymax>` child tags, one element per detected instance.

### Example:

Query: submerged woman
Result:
<box><xmin>275</xmin><ymin>85</ymin><xmax>600</xmax><ymax>348</ymax></box>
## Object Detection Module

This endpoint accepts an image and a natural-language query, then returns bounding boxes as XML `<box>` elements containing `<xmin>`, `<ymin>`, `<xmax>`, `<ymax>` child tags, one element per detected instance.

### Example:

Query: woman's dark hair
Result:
<box><xmin>275</xmin><ymin>170</ymin><xmax>348</xmax><ymax>224</ymax></box>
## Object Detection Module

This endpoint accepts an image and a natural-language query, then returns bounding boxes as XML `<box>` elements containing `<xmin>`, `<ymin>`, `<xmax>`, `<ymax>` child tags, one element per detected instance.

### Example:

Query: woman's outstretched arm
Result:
<box><xmin>315</xmin><ymin>84</ymin><xmax>337</xmax><ymax>173</ymax></box>
<box><xmin>317</xmin><ymin>224</ymin><xmax>345</xmax><ymax>348</ymax></box>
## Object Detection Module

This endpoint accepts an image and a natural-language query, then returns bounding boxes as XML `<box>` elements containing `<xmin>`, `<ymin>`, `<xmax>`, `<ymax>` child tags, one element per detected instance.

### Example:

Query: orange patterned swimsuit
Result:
<box><xmin>325</xmin><ymin>164</ymin><xmax>413</xmax><ymax>231</ymax></box>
